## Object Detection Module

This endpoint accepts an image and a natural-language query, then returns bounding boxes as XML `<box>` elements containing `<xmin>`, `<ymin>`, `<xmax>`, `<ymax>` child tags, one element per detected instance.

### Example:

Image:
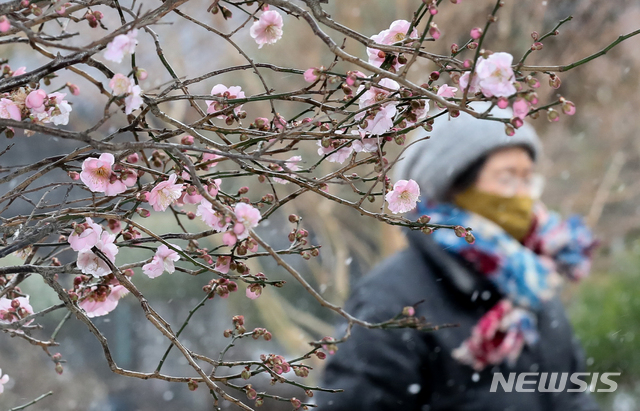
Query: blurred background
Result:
<box><xmin>1</xmin><ymin>0</ymin><xmax>640</xmax><ymax>410</ymax></box>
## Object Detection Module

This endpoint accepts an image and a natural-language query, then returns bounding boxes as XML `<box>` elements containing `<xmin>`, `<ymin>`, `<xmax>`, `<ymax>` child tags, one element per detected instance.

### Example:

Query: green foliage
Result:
<box><xmin>569</xmin><ymin>248</ymin><xmax>640</xmax><ymax>385</ymax></box>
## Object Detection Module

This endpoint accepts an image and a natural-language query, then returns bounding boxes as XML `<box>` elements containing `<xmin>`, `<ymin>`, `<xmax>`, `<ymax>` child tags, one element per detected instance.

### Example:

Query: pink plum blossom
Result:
<box><xmin>352</xmin><ymin>135</ymin><xmax>379</xmax><ymax>153</ymax></box>
<box><xmin>0</xmin><ymin>98</ymin><xmax>21</xmax><ymax>121</ymax></box>
<box><xmin>34</xmin><ymin>92</ymin><xmax>72</xmax><ymax>125</ymax></box>
<box><xmin>233</xmin><ymin>202</ymin><xmax>261</xmax><ymax>240</ymax></box>
<box><xmin>346</xmin><ymin>70</ymin><xmax>366</xmax><ymax>86</ymax></box>
<box><xmin>273</xmin><ymin>156</ymin><xmax>302</xmax><ymax>184</ymax></box>
<box><xmin>357</xmin><ymin>78</ymin><xmax>400</xmax><ymax>109</ymax></box>
<box><xmin>512</xmin><ymin>98</ymin><xmax>530</xmax><ymax>120</ymax></box>
<box><xmin>80</xmin><ymin>153</ymin><xmax>116</xmax><ymax>193</ymax></box>
<box><xmin>435</xmin><ymin>84</ymin><xmax>458</xmax><ymax>110</ymax></box>
<box><xmin>0</xmin><ymin>296</ymin><xmax>33</xmax><ymax>324</ymax></box>
<box><xmin>382</xmin><ymin>20</ymin><xmax>418</xmax><ymax>44</ymax></box>
<box><xmin>362</xmin><ymin>104</ymin><xmax>397</xmax><ymax>135</ymax></box>
<box><xmin>0</xmin><ymin>369</ymin><xmax>8</xmax><ymax>394</ymax></box>
<box><xmin>208</xmin><ymin>179</ymin><xmax>222</xmax><ymax>197</ymax></box>
<box><xmin>200</xmin><ymin>153</ymin><xmax>221</xmax><ymax>170</ymax></box>
<box><xmin>366</xmin><ymin>20</ymin><xmax>417</xmax><ymax>70</ymax></box>
<box><xmin>206</xmin><ymin>84</ymin><xmax>245</xmax><ymax>118</ymax></box>
<box><xmin>317</xmin><ymin>140</ymin><xmax>354</xmax><ymax>164</ymax></box>
<box><xmin>124</xmin><ymin>85</ymin><xmax>143</xmax><ymax>114</ymax></box>
<box><xmin>109</xmin><ymin>74</ymin><xmax>143</xmax><ymax>114</ymax></box>
<box><xmin>304</xmin><ymin>67</ymin><xmax>323</xmax><ymax>83</ymax></box>
<box><xmin>459</xmin><ymin>70</ymin><xmax>480</xmax><ymax>94</ymax></box>
<box><xmin>79</xmin><ymin>284</ymin><xmax>129</xmax><ymax>318</ymax></box>
<box><xmin>142</xmin><ymin>244</ymin><xmax>181</xmax><ymax>279</ymax></box>
<box><xmin>0</xmin><ymin>16</ymin><xmax>10</xmax><ymax>33</ymax></box>
<box><xmin>12</xmin><ymin>67</ymin><xmax>26</xmax><ymax>76</ymax></box>
<box><xmin>196</xmin><ymin>199</ymin><xmax>230</xmax><ymax>231</ymax></box>
<box><xmin>25</xmin><ymin>89</ymin><xmax>47</xmax><ymax>113</ymax></box>
<box><xmin>475</xmin><ymin>52</ymin><xmax>517</xmax><ymax>98</ymax></box>
<box><xmin>215</xmin><ymin>256</ymin><xmax>231</xmax><ymax>274</ymax></box>
<box><xmin>437</xmin><ymin>84</ymin><xmax>458</xmax><ymax>99</ymax></box>
<box><xmin>355</xmin><ymin>78</ymin><xmax>400</xmax><ymax>135</ymax></box>
<box><xmin>148</xmin><ymin>174</ymin><xmax>184</xmax><ymax>212</ymax></box>
<box><xmin>68</xmin><ymin>217</ymin><xmax>103</xmax><ymax>252</ymax></box>
<box><xmin>49</xmin><ymin>92</ymin><xmax>72</xmax><ymax>125</ymax></box>
<box><xmin>273</xmin><ymin>113</ymin><xmax>287</xmax><ymax>131</ymax></box>
<box><xmin>246</xmin><ymin>283</ymin><xmax>263</xmax><ymax>300</ymax></box>
<box><xmin>250</xmin><ymin>10</ymin><xmax>284</xmax><ymax>49</ymax></box>
<box><xmin>109</xmin><ymin>73</ymin><xmax>131</xmax><ymax>95</ymax></box>
<box><xmin>385</xmin><ymin>179</ymin><xmax>421</xmax><ymax>214</ymax></box>
<box><xmin>104</xmin><ymin>29</ymin><xmax>138</xmax><ymax>63</ymax></box>
<box><xmin>223</xmin><ymin>231</ymin><xmax>237</xmax><ymax>247</ymax></box>
<box><xmin>76</xmin><ymin>232</ymin><xmax>118</xmax><ymax>277</ymax></box>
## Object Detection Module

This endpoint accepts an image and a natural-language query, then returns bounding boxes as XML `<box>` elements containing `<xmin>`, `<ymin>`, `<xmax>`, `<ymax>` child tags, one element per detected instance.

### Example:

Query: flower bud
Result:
<box><xmin>547</xmin><ymin>108</ymin><xmax>560</xmax><ymax>122</ymax></box>
<box><xmin>531</xmin><ymin>42</ymin><xmax>543</xmax><ymax>51</ymax></box>
<box><xmin>316</xmin><ymin>351</ymin><xmax>326</xmax><ymax>360</ymax></box>
<box><xmin>136</xmin><ymin>208</ymin><xmax>150</xmax><ymax>218</ymax></box>
<box><xmin>497</xmin><ymin>97</ymin><xmax>509</xmax><ymax>109</ymax></box>
<box><xmin>465</xmin><ymin>232</ymin><xmax>476</xmax><ymax>244</ymax></box>
<box><xmin>454</xmin><ymin>225</ymin><xmax>466</xmax><ymax>237</ymax></box>
<box><xmin>245</xmin><ymin>387</ymin><xmax>257</xmax><ymax>400</ymax></box>
<box><xmin>181</xmin><ymin>135</ymin><xmax>194</xmax><ymax>145</ymax></box>
<box><xmin>504</xmin><ymin>123</ymin><xmax>516</xmax><ymax>136</ymax></box>
<box><xmin>467</xmin><ymin>42</ymin><xmax>478</xmax><ymax>50</ymax></box>
<box><xmin>531</xmin><ymin>31</ymin><xmax>539</xmax><ymax>41</ymax></box>
<box><xmin>548</xmin><ymin>73</ymin><xmax>561</xmax><ymax>89</ymax></box>
<box><xmin>55</xmin><ymin>363</ymin><xmax>64</xmax><ymax>375</ymax></box>
<box><xmin>470</xmin><ymin>27</ymin><xmax>483</xmax><ymax>39</ymax></box>
<box><xmin>66</xmin><ymin>82</ymin><xmax>80</xmax><ymax>95</ymax></box>
<box><xmin>187</xmin><ymin>379</ymin><xmax>198</xmax><ymax>391</ymax></box>
<box><xmin>428</xmin><ymin>22</ymin><xmax>440</xmax><ymax>40</ymax></box>
<box><xmin>255</xmin><ymin>397</ymin><xmax>264</xmax><ymax>407</ymax></box>
<box><xmin>418</xmin><ymin>215</ymin><xmax>431</xmax><ymax>224</ymax></box>
<box><xmin>561</xmin><ymin>100</ymin><xmax>576</xmax><ymax>115</ymax></box>
<box><xmin>223</xmin><ymin>329</ymin><xmax>233</xmax><ymax>338</ymax></box>
<box><xmin>291</xmin><ymin>398</ymin><xmax>302</xmax><ymax>409</ymax></box>
<box><xmin>241</xmin><ymin>369</ymin><xmax>251</xmax><ymax>380</ymax></box>
<box><xmin>450</xmin><ymin>43</ymin><xmax>459</xmax><ymax>54</ymax></box>
<box><xmin>402</xmin><ymin>306</ymin><xmax>415</xmax><ymax>316</ymax></box>
<box><xmin>68</xmin><ymin>171</ymin><xmax>80</xmax><ymax>180</ymax></box>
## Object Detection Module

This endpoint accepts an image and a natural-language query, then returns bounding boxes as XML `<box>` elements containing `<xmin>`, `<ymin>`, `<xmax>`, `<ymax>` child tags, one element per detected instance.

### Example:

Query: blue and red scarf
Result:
<box><xmin>415</xmin><ymin>200</ymin><xmax>597</xmax><ymax>371</ymax></box>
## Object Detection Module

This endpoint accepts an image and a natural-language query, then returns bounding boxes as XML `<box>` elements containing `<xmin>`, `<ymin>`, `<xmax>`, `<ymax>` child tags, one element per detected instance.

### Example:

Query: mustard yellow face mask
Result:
<box><xmin>453</xmin><ymin>187</ymin><xmax>534</xmax><ymax>241</ymax></box>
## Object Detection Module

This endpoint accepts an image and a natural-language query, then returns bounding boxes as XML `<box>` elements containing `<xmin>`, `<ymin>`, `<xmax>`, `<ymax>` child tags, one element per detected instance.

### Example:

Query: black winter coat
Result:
<box><xmin>315</xmin><ymin>228</ymin><xmax>600</xmax><ymax>411</ymax></box>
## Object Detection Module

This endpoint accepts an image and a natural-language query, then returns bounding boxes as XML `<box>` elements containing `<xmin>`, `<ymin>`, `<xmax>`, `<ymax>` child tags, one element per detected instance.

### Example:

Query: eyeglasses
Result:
<box><xmin>492</xmin><ymin>172</ymin><xmax>545</xmax><ymax>198</ymax></box>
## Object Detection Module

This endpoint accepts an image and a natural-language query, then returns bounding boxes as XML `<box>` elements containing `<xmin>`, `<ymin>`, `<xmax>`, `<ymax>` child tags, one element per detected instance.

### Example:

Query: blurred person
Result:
<box><xmin>315</xmin><ymin>104</ymin><xmax>600</xmax><ymax>410</ymax></box>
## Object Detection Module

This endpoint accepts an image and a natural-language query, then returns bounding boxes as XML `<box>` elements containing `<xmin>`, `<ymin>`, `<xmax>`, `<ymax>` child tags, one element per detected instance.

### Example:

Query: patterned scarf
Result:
<box><xmin>415</xmin><ymin>200</ymin><xmax>598</xmax><ymax>371</ymax></box>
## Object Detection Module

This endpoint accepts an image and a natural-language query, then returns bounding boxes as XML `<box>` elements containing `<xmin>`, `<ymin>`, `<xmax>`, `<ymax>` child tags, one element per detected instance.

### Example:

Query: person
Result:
<box><xmin>315</xmin><ymin>105</ymin><xmax>600</xmax><ymax>410</ymax></box>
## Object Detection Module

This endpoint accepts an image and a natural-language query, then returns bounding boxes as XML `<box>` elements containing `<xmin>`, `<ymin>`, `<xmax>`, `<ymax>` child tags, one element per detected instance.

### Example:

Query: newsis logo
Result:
<box><xmin>490</xmin><ymin>372</ymin><xmax>621</xmax><ymax>393</ymax></box>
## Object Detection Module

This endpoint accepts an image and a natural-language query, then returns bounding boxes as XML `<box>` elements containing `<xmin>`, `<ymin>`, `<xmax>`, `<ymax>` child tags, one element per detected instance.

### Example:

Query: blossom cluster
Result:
<box><xmin>367</xmin><ymin>20</ymin><xmax>418</xmax><ymax>72</ymax></box>
<box><xmin>77</xmin><ymin>281</ymin><xmax>130</xmax><ymax>318</ymax></box>
<box><xmin>109</xmin><ymin>74</ymin><xmax>143</xmax><ymax>114</ymax></box>
<box><xmin>69</xmin><ymin>217</ymin><xmax>119</xmax><ymax>277</ymax></box>
<box><xmin>0</xmin><ymin>87</ymin><xmax>72</xmax><ymax>126</ymax></box>
<box><xmin>0</xmin><ymin>296</ymin><xmax>34</xmax><ymax>325</ymax></box>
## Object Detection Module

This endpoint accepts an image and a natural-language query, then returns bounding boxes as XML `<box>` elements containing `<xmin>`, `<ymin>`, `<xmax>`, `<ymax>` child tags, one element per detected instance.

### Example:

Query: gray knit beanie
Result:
<box><xmin>393</xmin><ymin>102</ymin><xmax>542</xmax><ymax>202</ymax></box>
